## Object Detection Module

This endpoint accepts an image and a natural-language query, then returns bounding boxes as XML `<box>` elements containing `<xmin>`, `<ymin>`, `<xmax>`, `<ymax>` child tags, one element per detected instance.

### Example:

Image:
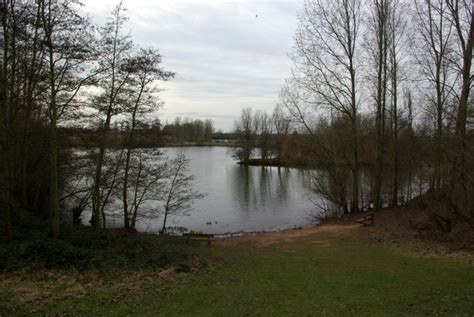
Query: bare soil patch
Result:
<box><xmin>217</xmin><ymin>193</ymin><xmax>474</xmax><ymax>264</ymax></box>
<box><xmin>216</xmin><ymin>223</ymin><xmax>361</xmax><ymax>247</ymax></box>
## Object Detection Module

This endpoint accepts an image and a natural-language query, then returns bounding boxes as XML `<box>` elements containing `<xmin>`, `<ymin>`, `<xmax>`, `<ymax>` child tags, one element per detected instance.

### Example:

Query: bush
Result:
<box><xmin>15</xmin><ymin>238</ymin><xmax>91</xmax><ymax>268</ymax></box>
<box><xmin>0</xmin><ymin>244</ymin><xmax>8</xmax><ymax>269</ymax></box>
<box><xmin>0</xmin><ymin>210</ymin><xmax>203</xmax><ymax>273</ymax></box>
<box><xmin>61</xmin><ymin>225</ymin><xmax>108</xmax><ymax>249</ymax></box>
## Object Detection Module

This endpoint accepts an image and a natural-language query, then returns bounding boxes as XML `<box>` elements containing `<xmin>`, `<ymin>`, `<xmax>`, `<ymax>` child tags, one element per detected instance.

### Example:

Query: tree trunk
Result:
<box><xmin>122</xmin><ymin>147</ymin><xmax>131</xmax><ymax>229</ymax></box>
<box><xmin>91</xmin><ymin>15</ymin><xmax>120</xmax><ymax>231</ymax></box>
<box><xmin>2</xmin><ymin>158</ymin><xmax>13</xmax><ymax>241</ymax></box>
<box><xmin>123</xmin><ymin>84</ymin><xmax>145</xmax><ymax>230</ymax></box>
<box><xmin>450</xmin><ymin>3</ymin><xmax>473</xmax><ymax>219</ymax></box>
<box><xmin>0</xmin><ymin>9</ymin><xmax>12</xmax><ymax>240</ymax></box>
<box><xmin>391</xmin><ymin>27</ymin><xmax>399</xmax><ymax>207</ymax></box>
<box><xmin>48</xmin><ymin>117</ymin><xmax>60</xmax><ymax>238</ymax></box>
<box><xmin>45</xmin><ymin>1</ymin><xmax>60</xmax><ymax>238</ymax></box>
<box><xmin>351</xmin><ymin>114</ymin><xmax>359</xmax><ymax>212</ymax></box>
<box><xmin>373</xmin><ymin>0</ymin><xmax>388</xmax><ymax>211</ymax></box>
<box><xmin>91</xmin><ymin>127</ymin><xmax>108</xmax><ymax>231</ymax></box>
<box><xmin>348</xmin><ymin>3</ymin><xmax>359</xmax><ymax>213</ymax></box>
<box><xmin>453</xmin><ymin>8</ymin><xmax>473</xmax><ymax>180</ymax></box>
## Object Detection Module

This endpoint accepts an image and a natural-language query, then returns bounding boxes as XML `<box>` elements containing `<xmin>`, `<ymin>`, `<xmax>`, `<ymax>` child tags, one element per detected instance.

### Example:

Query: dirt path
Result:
<box><xmin>216</xmin><ymin>223</ymin><xmax>362</xmax><ymax>247</ymax></box>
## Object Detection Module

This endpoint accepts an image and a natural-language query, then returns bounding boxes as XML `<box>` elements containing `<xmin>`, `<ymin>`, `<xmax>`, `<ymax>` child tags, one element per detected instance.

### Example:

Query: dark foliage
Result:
<box><xmin>0</xmin><ymin>210</ymin><xmax>200</xmax><ymax>271</ymax></box>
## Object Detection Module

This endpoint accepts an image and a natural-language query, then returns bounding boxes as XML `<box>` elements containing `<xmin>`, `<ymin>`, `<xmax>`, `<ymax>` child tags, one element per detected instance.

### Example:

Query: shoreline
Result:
<box><xmin>237</xmin><ymin>158</ymin><xmax>311</xmax><ymax>169</ymax></box>
<box><xmin>213</xmin><ymin>222</ymin><xmax>321</xmax><ymax>239</ymax></box>
<box><xmin>215</xmin><ymin>222</ymin><xmax>360</xmax><ymax>246</ymax></box>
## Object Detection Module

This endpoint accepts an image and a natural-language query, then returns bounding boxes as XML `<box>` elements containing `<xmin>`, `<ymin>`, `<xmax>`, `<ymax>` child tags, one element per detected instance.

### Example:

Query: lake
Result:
<box><xmin>132</xmin><ymin>146</ymin><xmax>318</xmax><ymax>235</ymax></box>
<box><xmin>72</xmin><ymin>146</ymin><xmax>425</xmax><ymax>235</ymax></box>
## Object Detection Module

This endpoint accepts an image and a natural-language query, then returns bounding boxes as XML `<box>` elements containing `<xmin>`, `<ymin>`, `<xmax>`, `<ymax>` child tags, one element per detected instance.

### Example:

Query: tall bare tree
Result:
<box><xmin>388</xmin><ymin>0</ymin><xmax>408</xmax><ymax>206</ymax></box>
<box><xmin>91</xmin><ymin>1</ymin><xmax>132</xmax><ymax>231</ymax></box>
<box><xmin>39</xmin><ymin>0</ymin><xmax>95</xmax><ymax>237</ymax></box>
<box><xmin>0</xmin><ymin>1</ymin><xmax>50</xmax><ymax>239</ymax></box>
<box><xmin>445</xmin><ymin>0</ymin><xmax>473</xmax><ymax>225</ymax></box>
<box><xmin>290</xmin><ymin>0</ymin><xmax>362</xmax><ymax>212</ymax></box>
<box><xmin>368</xmin><ymin>0</ymin><xmax>391</xmax><ymax>210</ymax></box>
<box><xmin>414</xmin><ymin>0</ymin><xmax>455</xmax><ymax>192</ymax></box>
<box><xmin>0</xmin><ymin>0</ymin><xmax>13</xmax><ymax>240</ymax></box>
<box><xmin>121</xmin><ymin>48</ymin><xmax>174</xmax><ymax>229</ymax></box>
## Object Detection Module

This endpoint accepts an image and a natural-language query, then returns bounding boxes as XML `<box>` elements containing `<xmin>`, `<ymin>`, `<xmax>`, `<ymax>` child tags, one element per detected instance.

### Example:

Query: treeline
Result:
<box><xmin>233</xmin><ymin>0</ymin><xmax>473</xmax><ymax>230</ymax></box>
<box><xmin>233</xmin><ymin>107</ymin><xmax>293</xmax><ymax>164</ymax></box>
<box><xmin>161</xmin><ymin>117</ymin><xmax>215</xmax><ymax>143</ymax></box>
<box><xmin>0</xmin><ymin>1</ymin><xmax>200</xmax><ymax>240</ymax></box>
<box><xmin>276</xmin><ymin>0</ymin><xmax>473</xmax><ymax>230</ymax></box>
<box><xmin>62</xmin><ymin>116</ymin><xmax>217</xmax><ymax>148</ymax></box>
<box><xmin>233</xmin><ymin>106</ymin><xmax>423</xmax><ymax>170</ymax></box>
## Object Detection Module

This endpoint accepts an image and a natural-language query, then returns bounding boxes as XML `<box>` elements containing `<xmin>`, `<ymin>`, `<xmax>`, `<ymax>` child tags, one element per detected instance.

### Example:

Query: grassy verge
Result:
<box><xmin>1</xmin><ymin>225</ymin><xmax>473</xmax><ymax>316</ymax></box>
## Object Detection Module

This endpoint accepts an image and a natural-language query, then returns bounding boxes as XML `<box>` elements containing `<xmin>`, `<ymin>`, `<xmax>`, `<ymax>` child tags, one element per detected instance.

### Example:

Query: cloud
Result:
<box><xmin>80</xmin><ymin>0</ymin><xmax>302</xmax><ymax>131</ymax></box>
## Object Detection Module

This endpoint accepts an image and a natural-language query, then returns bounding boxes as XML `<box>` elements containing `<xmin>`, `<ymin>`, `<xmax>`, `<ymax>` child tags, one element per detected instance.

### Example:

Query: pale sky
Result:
<box><xmin>80</xmin><ymin>0</ymin><xmax>301</xmax><ymax>131</ymax></box>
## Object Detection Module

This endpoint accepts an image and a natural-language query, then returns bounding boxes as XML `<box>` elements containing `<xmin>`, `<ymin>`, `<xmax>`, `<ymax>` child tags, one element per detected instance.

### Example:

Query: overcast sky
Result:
<box><xmin>80</xmin><ymin>0</ymin><xmax>301</xmax><ymax>131</ymax></box>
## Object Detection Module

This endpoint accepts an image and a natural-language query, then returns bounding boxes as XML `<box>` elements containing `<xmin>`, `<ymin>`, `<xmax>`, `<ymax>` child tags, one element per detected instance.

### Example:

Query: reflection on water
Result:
<box><xmin>136</xmin><ymin>147</ymin><xmax>317</xmax><ymax>234</ymax></box>
<box><xmin>72</xmin><ymin>146</ymin><xmax>426</xmax><ymax>234</ymax></box>
<box><xmin>230</xmin><ymin>166</ymin><xmax>291</xmax><ymax>216</ymax></box>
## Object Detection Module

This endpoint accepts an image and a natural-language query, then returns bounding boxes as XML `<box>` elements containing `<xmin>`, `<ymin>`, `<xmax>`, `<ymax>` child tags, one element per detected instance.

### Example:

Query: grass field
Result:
<box><xmin>1</xmin><ymin>225</ymin><xmax>473</xmax><ymax>316</ymax></box>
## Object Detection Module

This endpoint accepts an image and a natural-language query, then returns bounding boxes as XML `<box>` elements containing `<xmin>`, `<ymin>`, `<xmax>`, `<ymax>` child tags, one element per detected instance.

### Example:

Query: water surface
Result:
<box><xmin>137</xmin><ymin>146</ymin><xmax>317</xmax><ymax>234</ymax></box>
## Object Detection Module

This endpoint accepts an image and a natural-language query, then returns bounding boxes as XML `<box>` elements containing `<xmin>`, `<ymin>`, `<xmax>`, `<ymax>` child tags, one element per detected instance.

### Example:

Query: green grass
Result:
<box><xmin>153</xmin><ymin>236</ymin><xmax>473</xmax><ymax>317</ymax></box>
<box><xmin>2</xmin><ymin>231</ymin><xmax>472</xmax><ymax>316</ymax></box>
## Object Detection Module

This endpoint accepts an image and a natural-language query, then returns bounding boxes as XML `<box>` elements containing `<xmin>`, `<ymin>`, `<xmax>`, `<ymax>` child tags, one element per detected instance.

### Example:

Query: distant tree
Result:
<box><xmin>272</xmin><ymin>105</ymin><xmax>291</xmax><ymax>162</ymax></box>
<box><xmin>161</xmin><ymin>117</ymin><xmax>215</xmax><ymax>142</ymax></box>
<box><xmin>255</xmin><ymin>110</ymin><xmax>273</xmax><ymax>160</ymax></box>
<box><xmin>233</xmin><ymin>107</ymin><xmax>257</xmax><ymax>162</ymax></box>
<box><xmin>204</xmin><ymin>119</ymin><xmax>214</xmax><ymax>140</ymax></box>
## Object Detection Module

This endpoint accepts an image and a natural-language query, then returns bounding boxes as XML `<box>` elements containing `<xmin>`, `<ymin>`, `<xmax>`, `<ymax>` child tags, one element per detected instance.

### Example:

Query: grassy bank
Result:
<box><xmin>1</xmin><ymin>219</ymin><xmax>473</xmax><ymax>316</ymax></box>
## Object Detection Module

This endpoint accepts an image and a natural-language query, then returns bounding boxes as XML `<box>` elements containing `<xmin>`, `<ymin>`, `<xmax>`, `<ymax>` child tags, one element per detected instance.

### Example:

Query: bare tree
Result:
<box><xmin>161</xmin><ymin>153</ymin><xmax>203</xmax><ymax>234</ymax></box>
<box><xmin>413</xmin><ymin>0</ymin><xmax>456</xmax><ymax>192</ymax></box>
<box><xmin>59</xmin><ymin>150</ymin><xmax>95</xmax><ymax>225</ymax></box>
<box><xmin>233</xmin><ymin>107</ymin><xmax>257</xmax><ymax>162</ymax></box>
<box><xmin>39</xmin><ymin>0</ymin><xmax>95</xmax><ymax>237</ymax></box>
<box><xmin>125</xmin><ymin>150</ymin><xmax>168</xmax><ymax>230</ymax></box>
<box><xmin>272</xmin><ymin>105</ymin><xmax>291</xmax><ymax>162</ymax></box>
<box><xmin>388</xmin><ymin>0</ymin><xmax>408</xmax><ymax>206</ymax></box>
<box><xmin>367</xmin><ymin>0</ymin><xmax>391</xmax><ymax>210</ymax></box>
<box><xmin>121</xmin><ymin>48</ymin><xmax>174</xmax><ymax>229</ymax></box>
<box><xmin>204</xmin><ymin>119</ymin><xmax>214</xmax><ymax>141</ymax></box>
<box><xmin>99</xmin><ymin>150</ymin><xmax>125</xmax><ymax>229</ymax></box>
<box><xmin>289</xmin><ymin>0</ymin><xmax>362</xmax><ymax>212</ymax></box>
<box><xmin>91</xmin><ymin>1</ymin><xmax>133</xmax><ymax>231</ymax></box>
<box><xmin>445</xmin><ymin>0</ymin><xmax>474</xmax><ymax>225</ymax></box>
<box><xmin>255</xmin><ymin>110</ymin><xmax>273</xmax><ymax>160</ymax></box>
<box><xmin>0</xmin><ymin>1</ymin><xmax>13</xmax><ymax>240</ymax></box>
